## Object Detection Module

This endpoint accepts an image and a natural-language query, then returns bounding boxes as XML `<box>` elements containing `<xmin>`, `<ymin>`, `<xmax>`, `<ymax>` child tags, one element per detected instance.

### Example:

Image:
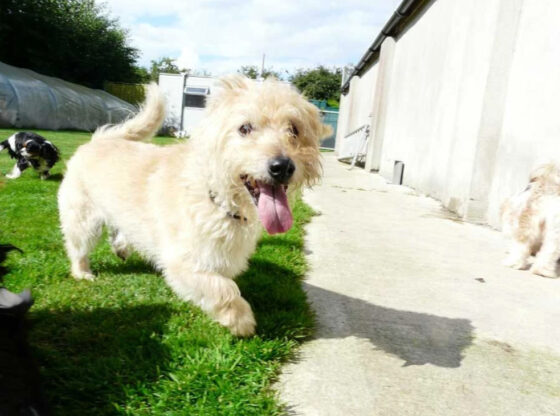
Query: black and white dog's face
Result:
<box><xmin>0</xmin><ymin>132</ymin><xmax>60</xmax><ymax>179</ymax></box>
<box><xmin>20</xmin><ymin>140</ymin><xmax>42</xmax><ymax>158</ymax></box>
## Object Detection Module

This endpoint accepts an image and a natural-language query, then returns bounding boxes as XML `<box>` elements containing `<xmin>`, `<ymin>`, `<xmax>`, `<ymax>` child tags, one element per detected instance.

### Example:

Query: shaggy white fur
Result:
<box><xmin>501</xmin><ymin>163</ymin><xmax>560</xmax><ymax>278</ymax></box>
<box><xmin>58</xmin><ymin>76</ymin><xmax>330</xmax><ymax>336</ymax></box>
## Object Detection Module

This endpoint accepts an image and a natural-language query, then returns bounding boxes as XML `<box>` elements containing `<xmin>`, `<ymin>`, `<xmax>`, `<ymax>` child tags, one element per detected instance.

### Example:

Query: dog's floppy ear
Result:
<box><xmin>218</xmin><ymin>75</ymin><xmax>251</xmax><ymax>92</ymax></box>
<box><xmin>26</xmin><ymin>141</ymin><xmax>40</xmax><ymax>154</ymax></box>
<box><xmin>206</xmin><ymin>75</ymin><xmax>251</xmax><ymax>112</ymax></box>
<box><xmin>529</xmin><ymin>162</ymin><xmax>560</xmax><ymax>184</ymax></box>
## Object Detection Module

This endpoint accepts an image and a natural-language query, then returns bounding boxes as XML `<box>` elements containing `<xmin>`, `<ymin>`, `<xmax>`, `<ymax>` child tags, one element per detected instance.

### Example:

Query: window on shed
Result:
<box><xmin>184</xmin><ymin>86</ymin><xmax>209</xmax><ymax>108</ymax></box>
<box><xmin>184</xmin><ymin>94</ymin><xmax>206</xmax><ymax>108</ymax></box>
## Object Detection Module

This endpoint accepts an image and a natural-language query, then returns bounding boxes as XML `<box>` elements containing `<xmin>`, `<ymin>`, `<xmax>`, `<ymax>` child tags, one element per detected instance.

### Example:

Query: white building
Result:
<box><xmin>158</xmin><ymin>73</ymin><xmax>217</xmax><ymax>135</ymax></box>
<box><xmin>336</xmin><ymin>0</ymin><xmax>560</xmax><ymax>228</ymax></box>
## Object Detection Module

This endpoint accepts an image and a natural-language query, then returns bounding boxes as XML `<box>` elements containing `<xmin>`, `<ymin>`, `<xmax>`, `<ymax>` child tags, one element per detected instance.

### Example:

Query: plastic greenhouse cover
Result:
<box><xmin>0</xmin><ymin>61</ymin><xmax>137</xmax><ymax>131</ymax></box>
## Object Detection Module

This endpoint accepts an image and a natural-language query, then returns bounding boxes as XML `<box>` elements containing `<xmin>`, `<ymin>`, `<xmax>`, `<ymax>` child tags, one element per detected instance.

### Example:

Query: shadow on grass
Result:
<box><xmin>238</xmin><ymin>258</ymin><xmax>313</xmax><ymax>341</ymax></box>
<box><xmin>98</xmin><ymin>256</ymin><xmax>157</xmax><ymax>275</ymax></box>
<box><xmin>29</xmin><ymin>304</ymin><xmax>172</xmax><ymax>415</ymax></box>
<box><xmin>45</xmin><ymin>173</ymin><xmax>63</xmax><ymax>182</ymax></box>
<box><xmin>256</xmin><ymin>237</ymin><xmax>301</xmax><ymax>250</ymax></box>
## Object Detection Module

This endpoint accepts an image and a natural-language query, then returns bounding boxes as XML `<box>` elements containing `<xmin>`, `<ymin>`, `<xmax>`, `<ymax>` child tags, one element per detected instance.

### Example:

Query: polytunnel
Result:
<box><xmin>0</xmin><ymin>61</ymin><xmax>137</xmax><ymax>131</ymax></box>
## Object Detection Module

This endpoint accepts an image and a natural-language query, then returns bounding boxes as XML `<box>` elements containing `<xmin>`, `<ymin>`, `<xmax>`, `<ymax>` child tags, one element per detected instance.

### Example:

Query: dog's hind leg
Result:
<box><xmin>163</xmin><ymin>261</ymin><xmax>256</xmax><ymax>336</ymax></box>
<box><xmin>58</xmin><ymin>179</ymin><xmax>102</xmax><ymax>281</ymax></box>
<box><xmin>109</xmin><ymin>229</ymin><xmax>132</xmax><ymax>261</ymax></box>
<box><xmin>531</xmin><ymin>208</ymin><xmax>560</xmax><ymax>278</ymax></box>
<box><xmin>39</xmin><ymin>169</ymin><xmax>50</xmax><ymax>180</ymax></box>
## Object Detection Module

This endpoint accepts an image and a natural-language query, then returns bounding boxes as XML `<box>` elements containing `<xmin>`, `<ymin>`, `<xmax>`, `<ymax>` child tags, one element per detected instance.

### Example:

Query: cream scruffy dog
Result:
<box><xmin>501</xmin><ymin>163</ymin><xmax>560</xmax><ymax>278</ymax></box>
<box><xmin>58</xmin><ymin>76</ymin><xmax>329</xmax><ymax>335</ymax></box>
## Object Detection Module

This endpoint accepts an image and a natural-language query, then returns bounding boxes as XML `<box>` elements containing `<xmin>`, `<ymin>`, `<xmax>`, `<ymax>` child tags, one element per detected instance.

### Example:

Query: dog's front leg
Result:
<box><xmin>503</xmin><ymin>240</ymin><xmax>531</xmax><ymax>270</ymax></box>
<box><xmin>164</xmin><ymin>263</ymin><xmax>256</xmax><ymax>336</ymax></box>
<box><xmin>6</xmin><ymin>161</ymin><xmax>27</xmax><ymax>179</ymax></box>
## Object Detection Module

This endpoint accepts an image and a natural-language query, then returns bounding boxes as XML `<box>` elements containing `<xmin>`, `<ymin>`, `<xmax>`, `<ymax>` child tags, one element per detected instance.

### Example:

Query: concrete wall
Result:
<box><xmin>486</xmin><ymin>0</ymin><xmax>560</xmax><ymax>226</ymax></box>
<box><xmin>378</xmin><ymin>0</ymin><xmax>500</xmax><ymax>216</ymax></box>
<box><xmin>335</xmin><ymin>64</ymin><xmax>378</xmax><ymax>151</ymax></box>
<box><xmin>337</xmin><ymin>0</ymin><xmax>560</xmax><ymax>228</ymax></box>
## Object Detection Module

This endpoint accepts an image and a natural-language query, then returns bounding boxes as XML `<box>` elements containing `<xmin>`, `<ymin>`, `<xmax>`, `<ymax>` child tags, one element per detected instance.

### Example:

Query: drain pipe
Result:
<box><xmin>341</xmin><ymin>0</ymin><xmax>425</xmax><ymax>94</ymax></box>
<box><xmin>179</xmin><ymin>71</ymin><xmax>188</xmax><ymax>133</ymax></box>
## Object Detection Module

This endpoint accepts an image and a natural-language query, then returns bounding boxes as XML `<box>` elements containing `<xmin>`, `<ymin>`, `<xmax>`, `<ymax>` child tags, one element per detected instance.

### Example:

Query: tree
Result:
<box><xmin>148</xmin><ymin>57</ymin><xmax>189</xmax><ymax>82</ymax></box>
<box><xmin>0</xmin><ymin>0</ymin><xmax>141</xmax><ymax>88</ymax></box>
<box><xmin>134</xmin><ymin>66</ymin><xmax>151</xmax><ymax>83</ymax></box>
<box><xmin>238</xmin><ymin>65</ymin><xmax>282</xmax><ymax>80</ymax></box>
<box><xmin>290</xmin><ymin>66</ymin><xmax>342</xmax><ymax>103</ymax></box>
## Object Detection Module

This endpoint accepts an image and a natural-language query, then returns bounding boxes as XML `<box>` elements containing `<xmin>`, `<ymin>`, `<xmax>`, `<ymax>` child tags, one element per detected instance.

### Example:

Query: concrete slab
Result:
<box><xmin>276</xmin><ymin>154</ymin><xmax>560</xmax><ymax>416</ymax></box>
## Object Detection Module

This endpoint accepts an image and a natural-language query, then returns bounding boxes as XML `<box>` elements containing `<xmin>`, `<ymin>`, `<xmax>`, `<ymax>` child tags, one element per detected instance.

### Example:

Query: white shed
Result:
<box><xmin>158</xmin><ymin>73</ymin><xmax>217</xmax><ymax>136</ymax></box>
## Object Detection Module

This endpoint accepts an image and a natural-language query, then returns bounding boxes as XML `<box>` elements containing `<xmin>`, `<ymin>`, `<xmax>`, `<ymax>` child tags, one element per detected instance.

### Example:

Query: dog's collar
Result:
<box><xmin>209</xmin><ymin>190</ymin><xmax>247</xmax><ymax>222</ymax></box>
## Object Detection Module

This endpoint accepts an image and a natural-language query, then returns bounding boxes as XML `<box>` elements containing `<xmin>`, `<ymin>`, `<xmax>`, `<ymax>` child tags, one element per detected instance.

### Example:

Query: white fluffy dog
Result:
<box><xmin>58</xmin><ymin>76</ymin><xmax>329</xmax><ymax>336</ymax></box>
<box><xmin>501</xmin><ymin>163</ymin><xmax>560</xmax><ymax>278</ymax></box>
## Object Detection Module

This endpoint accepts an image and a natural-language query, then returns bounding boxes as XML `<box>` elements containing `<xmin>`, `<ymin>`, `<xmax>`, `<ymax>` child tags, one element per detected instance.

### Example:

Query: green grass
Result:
<box><xmin>0</xmin><ymin>129</ymin><xmax>315</xmax><ymax>415</ymax></box>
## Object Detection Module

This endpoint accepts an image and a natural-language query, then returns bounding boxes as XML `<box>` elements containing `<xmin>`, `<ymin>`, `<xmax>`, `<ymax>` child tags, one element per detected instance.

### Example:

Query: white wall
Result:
<box><xmin>487</xmin><ymin>0</ymin><xmax>560</xmax><ymax>226</ymax></box>
<box><xmin>335</xmin><ymin>64</ymin><xmax>377</xmax><ymax>145</ymax></box>
<box><xmin>337</xmin><ymin>0</ymin><xmax>560</xmax><ymax>228</ymax></box>
<box><xmin>183</xmin><ymin>76</ymin><xmax>217</xmax><ymax>134</ymax></box>
<box><xmin>158</xmin><ymin>73</ymin><xmax>184</xmax><ymax>129</ymax></box>
<box><xmin>378</xmin><ymin>0</ymin><xmax>500</xmax><ymax>216</ymax></box>
<box><xmin>158</xmin><ymin>74</ymin><xmax>216</xmax><ymax>134</ymax></box>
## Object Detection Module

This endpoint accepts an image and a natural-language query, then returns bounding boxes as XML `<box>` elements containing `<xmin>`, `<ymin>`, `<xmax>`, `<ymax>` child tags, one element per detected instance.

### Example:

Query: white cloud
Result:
<box><xmin>102</xmin><ymin>0</ymin><xmax>401</xmax><ymax>75</ymax></box>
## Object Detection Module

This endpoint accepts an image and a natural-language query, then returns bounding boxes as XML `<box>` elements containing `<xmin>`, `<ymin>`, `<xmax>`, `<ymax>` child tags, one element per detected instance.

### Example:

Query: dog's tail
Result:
<box><xmin>92</xmin><ymin>83</ymin><xmax>165</xmax><ymax>142</ymax></box>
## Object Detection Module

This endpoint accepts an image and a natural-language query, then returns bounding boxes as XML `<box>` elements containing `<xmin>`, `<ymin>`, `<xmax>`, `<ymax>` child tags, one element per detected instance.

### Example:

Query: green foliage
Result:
<box><xmin>0</xmin><ymin>0</ymin><xmax>141</xmax><ymax>88</ymax></box>
<box><xmin>326</xmin><ymin>98</ymin><xmax>340</xmax><ymax>109</ymax></box>
<box><xmin>290</xmin><ymin>66</ymin><xmax>342</xmax><ymax>103</ymax></box>
<box><xmin>238</xmin><ymin>65</ymin><xmax>282</xmax><ymax>80</ymax></box>
<box><xmin>149</xmin><ymin>57</ymin><xmax>188</xmax><ymax>82</ymax></box>
<box><xmin>104</xmin><ymin>82</ymin><xmax>146</xmax><ymax>105</ymax></box>
<box><xmin>0</xmin><ymin>129</ymin><xmax>315</xmax><ymax>415</ymax></box>
<box><xmin>133</xmin><ymin>66</ymin><xmax>151</xmax><ymax>83</ymax></box>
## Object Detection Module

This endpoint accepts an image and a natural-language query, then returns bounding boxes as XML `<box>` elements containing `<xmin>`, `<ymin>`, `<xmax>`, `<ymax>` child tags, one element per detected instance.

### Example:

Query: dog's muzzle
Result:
<box><xmin>268</xmin><ymin>156</ymin><xmax>295</xmax><ymax>184</ymax></box>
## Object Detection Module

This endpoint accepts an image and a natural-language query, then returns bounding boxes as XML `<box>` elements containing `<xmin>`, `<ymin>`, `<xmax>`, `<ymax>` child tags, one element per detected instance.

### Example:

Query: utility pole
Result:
<box><xmin>260</xmin><ymin>54</ymin><xmax>266</xmax><ymax>79</ymax></box>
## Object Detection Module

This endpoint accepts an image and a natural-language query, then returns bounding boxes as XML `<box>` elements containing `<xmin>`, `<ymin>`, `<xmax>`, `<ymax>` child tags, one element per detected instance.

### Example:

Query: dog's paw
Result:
<box><xmin>215</xmin><ymin>296</ymin><xmax>256</xmax><ymax>337</ymax></box>
<box><xmin>111</xmin><ymin>246</ymin><xmax>131</xmax><ymax>261</ymax></box>
<box><xmin>5</xmin><ymin>174</ymin><xmax>17</xmax><ymax>179</ymax></box>
<box><xmin>530</xmin><ymin>263</ymin><xmax>557</xmax><ymax>278</ymax></box>
<box><xmin>502</xmin><ymin>256</ymin><xmax>529</xmax><ymax>270</ymax></box>
<box><xmin>72</xmin><ymin>271</ymin><xmax>96</xmax><ymax>281</ymax></box>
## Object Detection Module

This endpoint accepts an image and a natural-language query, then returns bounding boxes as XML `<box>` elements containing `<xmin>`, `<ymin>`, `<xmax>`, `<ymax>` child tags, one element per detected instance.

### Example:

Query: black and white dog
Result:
<box><xmin>0</xmin><ymin>132</ymin><xmax>59</xmax><ymax>179</ymax></box>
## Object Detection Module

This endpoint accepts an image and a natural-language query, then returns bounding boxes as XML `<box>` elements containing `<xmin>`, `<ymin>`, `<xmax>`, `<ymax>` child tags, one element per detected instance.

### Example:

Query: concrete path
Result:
<box><xmin>276</xmin><ymin>154</ymin><xmax>560</xmax><ymax>416</ymax></box>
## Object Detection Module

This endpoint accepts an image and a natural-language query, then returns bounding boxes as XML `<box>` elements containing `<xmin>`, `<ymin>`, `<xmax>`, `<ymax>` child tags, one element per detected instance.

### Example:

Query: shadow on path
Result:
<box><xmin>304</xmin><ymin>283</ymin><xmax>473</xmax><ymax>368</ymax></box>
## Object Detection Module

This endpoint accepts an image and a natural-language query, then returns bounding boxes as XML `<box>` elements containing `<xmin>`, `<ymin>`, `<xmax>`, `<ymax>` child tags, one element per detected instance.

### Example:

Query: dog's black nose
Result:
<box><xmin>268</xmin><ymin>156</ymin><xmax>295</xmax><ymax>184</ymax></box>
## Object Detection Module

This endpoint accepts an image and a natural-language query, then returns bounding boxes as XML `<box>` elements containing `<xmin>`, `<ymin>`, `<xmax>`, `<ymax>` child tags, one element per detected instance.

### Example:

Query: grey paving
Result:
<box><xmin>276</xmin><ymin>153</ymin><xmax>560</xmax><ymax>416</ymax></box>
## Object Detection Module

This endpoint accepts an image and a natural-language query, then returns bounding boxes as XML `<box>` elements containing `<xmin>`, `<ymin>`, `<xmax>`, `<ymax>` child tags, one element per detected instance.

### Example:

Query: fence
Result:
<box><xmin>320</xmin><ymin>110</ymin><xmax>339</xmax><ymax>149</ymax></box>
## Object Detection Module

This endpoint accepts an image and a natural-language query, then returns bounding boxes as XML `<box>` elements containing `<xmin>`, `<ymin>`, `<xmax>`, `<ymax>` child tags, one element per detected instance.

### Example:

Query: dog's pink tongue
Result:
<box><xmin>257</xmin><ymin>183</ymin><xmax>293</xmax><ymax>234</ymax></box>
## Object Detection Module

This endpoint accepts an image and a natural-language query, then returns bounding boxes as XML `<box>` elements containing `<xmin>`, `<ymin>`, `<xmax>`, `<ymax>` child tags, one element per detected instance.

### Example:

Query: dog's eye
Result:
<box><xmin>289</xmin><ymin>122</ymin><xmax>299</xmax><ymax>138</ymax></box>
<box><xmin>239</xmin><ymin>123</ymin><xmax>253</xmax><ymax>136</ymax></box>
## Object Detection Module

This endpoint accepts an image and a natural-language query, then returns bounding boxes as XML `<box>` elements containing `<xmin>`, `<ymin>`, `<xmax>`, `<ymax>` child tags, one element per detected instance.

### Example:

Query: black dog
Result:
<box><xmin>0</xmin><ymin>244</ymin><xmax>49</xmax><ymax>415</ymax></box>
<box><xmin>0</xmin><ymin>132</ymin><xmax>59</xmax><ymax>179</ymax></box>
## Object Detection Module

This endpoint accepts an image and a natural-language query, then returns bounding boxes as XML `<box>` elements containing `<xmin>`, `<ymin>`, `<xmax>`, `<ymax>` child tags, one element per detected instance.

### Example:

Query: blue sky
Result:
<box><xmin>102</xmin><ymin>0</ymin><xmax>402</xmax><ymax>75</ymax></box>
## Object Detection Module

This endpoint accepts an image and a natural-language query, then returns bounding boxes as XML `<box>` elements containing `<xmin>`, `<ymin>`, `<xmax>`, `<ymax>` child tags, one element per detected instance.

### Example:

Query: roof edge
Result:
<box><xmin>341</xmin><ymin>0</ymin><xmax>431</xmax><ymax>95</ymax></box>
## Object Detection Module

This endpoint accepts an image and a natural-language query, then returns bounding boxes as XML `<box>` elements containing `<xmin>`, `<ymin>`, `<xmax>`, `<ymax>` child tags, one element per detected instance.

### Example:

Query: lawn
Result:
<box><xmin>0</xmin><ymin>129</ymin><xmax>314</xmax><ymax>415</ymax></box>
